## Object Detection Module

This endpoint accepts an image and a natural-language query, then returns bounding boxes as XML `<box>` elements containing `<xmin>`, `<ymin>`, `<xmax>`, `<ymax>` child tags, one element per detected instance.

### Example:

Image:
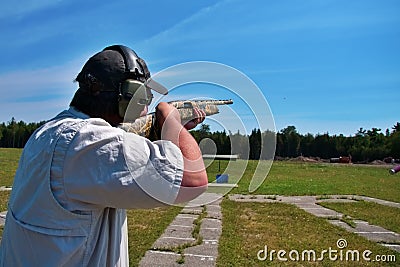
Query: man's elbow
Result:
<box><xmin>174</xmin><ymin>171</ymin><xmax>208</xmax><ymax>204</ymax></box>
<box><xmin>181</xmin><ymin>171</ymin><xmax>208</xmax><ymax>188</ymax></box>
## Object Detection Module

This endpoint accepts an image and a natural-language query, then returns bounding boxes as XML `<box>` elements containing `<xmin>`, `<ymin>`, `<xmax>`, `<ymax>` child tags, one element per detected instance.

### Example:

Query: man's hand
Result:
<box><xmin>183</xmin><ymin>108</ymin><xmax>206</xmax><ymax>130</ymax></box>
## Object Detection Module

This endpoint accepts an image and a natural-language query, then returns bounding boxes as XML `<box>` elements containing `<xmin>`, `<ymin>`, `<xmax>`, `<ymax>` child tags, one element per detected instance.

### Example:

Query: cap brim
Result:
<box><xmin>145</xmin><ymin>78</ymin><xmax>168</xmax><ymax>95</ymax></box>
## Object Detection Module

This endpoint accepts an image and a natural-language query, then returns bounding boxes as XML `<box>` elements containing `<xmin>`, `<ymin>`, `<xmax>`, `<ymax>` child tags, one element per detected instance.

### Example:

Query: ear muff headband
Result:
<box><xmin>103</xmin><ymin>45</ymin><xmax>150</xmax><ymax>80</ymax></box>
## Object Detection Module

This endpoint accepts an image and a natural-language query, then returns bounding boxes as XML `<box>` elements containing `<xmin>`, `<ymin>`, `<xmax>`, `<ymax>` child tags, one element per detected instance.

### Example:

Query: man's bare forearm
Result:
<box><xmin>156</xmin><ymin>103</ymin><xmax>208</xmax><ymax>188</ymax></box>
<box><xmin>171</xmin><ymin>124</ymin><xmax>207</xmax><ymax>187</ymax></box>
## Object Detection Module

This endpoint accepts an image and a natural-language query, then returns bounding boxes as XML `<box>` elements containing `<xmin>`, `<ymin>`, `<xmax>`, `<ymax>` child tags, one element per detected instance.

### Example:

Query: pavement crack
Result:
<box><xmin>175</xmin><ymin>205</ymin><xmax>207</xmax><ymax>264</ymax></box>
<box><xmin>149</xmin><ymin>205</ymin><xmax>208</xmax><ymax>264</ymax></box>
<box><xmin>139</xmin><ymin>193</ymin><xmax>223</xmax><ymax>266</ymax></box>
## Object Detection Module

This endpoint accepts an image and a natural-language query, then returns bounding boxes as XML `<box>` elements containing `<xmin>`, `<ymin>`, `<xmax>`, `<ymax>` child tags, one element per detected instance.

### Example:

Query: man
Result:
<box><xmin>0</xmin><ymin>45</ymin><xmax>208</xmax><ymax>266</ymax></box>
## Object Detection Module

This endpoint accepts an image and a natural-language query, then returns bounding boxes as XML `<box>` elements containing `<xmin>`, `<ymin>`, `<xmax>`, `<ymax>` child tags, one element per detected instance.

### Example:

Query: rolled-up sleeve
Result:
<box><xmin>62</xmin><ymin>120</ymin><xmax>183</xmax><ymax>209</ymax></box>
<box><xmin>122</xmin><ymin>132</ymin><xmax>184</xmax><ymax>205</ymax></box>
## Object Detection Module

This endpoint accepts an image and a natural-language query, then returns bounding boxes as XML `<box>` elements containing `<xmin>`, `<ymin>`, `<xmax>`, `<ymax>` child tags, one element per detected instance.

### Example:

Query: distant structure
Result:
<box><xmin>202</xmin><ymin>154</ymin><xmax>238</xmax><ymax>183</ymax></box>
<box><xmin>330</xmin><ymin>156</ymin><xmax>351</xmax><ymax>164</ymax></box>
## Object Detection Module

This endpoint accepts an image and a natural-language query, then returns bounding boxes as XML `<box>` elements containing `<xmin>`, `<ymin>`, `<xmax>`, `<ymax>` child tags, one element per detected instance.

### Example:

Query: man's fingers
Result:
<box><xmin>193</xmin><ymin>108</ymin><xmax>206</xmax><ymax>124</ymax></box>
<box><xmin>182</xmin><ymin>108</ymin><xmax>206</xmax><ymax>130</ymax></box>
<box><xmin>198</xmin><ymin>109</ymin><xmax>206</xmax><ymax>123</ymax></box>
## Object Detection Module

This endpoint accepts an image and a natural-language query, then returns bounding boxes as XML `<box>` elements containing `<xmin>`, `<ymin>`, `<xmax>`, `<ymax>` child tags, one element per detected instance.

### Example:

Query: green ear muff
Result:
<box><xmin>118</xmin><ymin>79</ymin><xmax>153</xmax><ymax>120</ymax></box>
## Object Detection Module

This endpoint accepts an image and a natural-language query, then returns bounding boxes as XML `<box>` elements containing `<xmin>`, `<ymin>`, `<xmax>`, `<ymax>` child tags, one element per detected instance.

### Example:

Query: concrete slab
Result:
<box><xmin>324</xmin><ymin>195</ymin><xmax>400</xmax><ymax>208</ymax></box>
<box><xmin>295</xmin><ymin>203</ymin><xmax>323</xmax><ymax>209</ymax></box>
<box><xmin>351</xmin><ymin>220</ymin><xmax>400</xmax><ymax>243</ymax></box>
<box><xmin>316</xmin><ymin>198</ymin><xmax>358</xmax><ymax>203</ymax></box>
<box><xmin>201</xmin><ymin>218</ymin><xmax>222</xmax><ymax>229</ymax></box>
<box><xmin>205</xmin><ymin>204</ymin><xmax>222</xmax><ymax>220</ymax></box>
<box><xmin>181</xmin><ymin>207</ymin><xmax>203</xmax><ymax>215</ymax></box>
<box><xmin>209</xmin><ymin>197</ymin><xmax>223</xmax><ymax>206</ymax></box>
<box><xmin>302</xmin><ymin>208</ymin><xmax>342</xmax><ymax>218</ymax></box>
<box><xmin>184</xmin><ymin>241</ymin><xmax>219</xmax><ymax>257</ymax></box>
<box><xmin>139</xmin><ymin>250</ymin><xmax>181</xmax><ymax>267</ymax></box>
<box><xmin>323</xmin><ymin>195</ymin><xmax>358</xmax><ymax>200</ymax></box>
<box><xmin>230</xmin><ymin>194</ymin><xmax>400</xmax><ymax>208</ymax></box>
<box><xmin>185</xmin><ymin>193</ymin><xmax>223</xmax><ymax>207</ymax></box>
<box><xmin>228</xmin><ymin>194</ymin><xmax>277</xmax><ymax>203</ymax></box>
<box><xmin>205</xmin><ymin>204</ymin><xmax>221</xmax><ymax>213</ymax></box>
<box><xmin>0</xmin><ymin>186</ymin><xmax>12</xmax><ymax>191</ymax></box>
<box><xmin>152</xmin><ymin>236</ymin><xmax>196</xmax><ymax>249</ymax></box>
<box><xmin>151</xmin><ymin>213</ymin><xmax>198</xmax><ymax>249</ymax></box>
<box><xmin>160</xmin><ymin>224</ymin><xmax>194</xmax><ymax>239</ymax></box>
<box><xmin>170</xmin><ymin>214</ymin><xmax>198</xmax><ymax>227</ymax></box>
<box><xmin>139</xmin><ymin>250</ymin><xmax>217</xmax><ymax>267</ymax></box>
<box><xmin>279</xmin><ymin>196</ymin><xmax>317</xmax><ymax>204</ymax></box>
<box><xmin>357</xmin><ymin>196</ymin><xmax>400</xmax><ymax>209</ymax></box>
<box><xmin>200</xmin><ymin>227</ymin><xmax>222</xmax><ymax>240</ymax></box>
<box><xmin>246</xmin><ymin>198</ymin><xmax>275</xmax><ymax>203</ymax></box>
<box><xmin>328</xmin><ymin>220</ymin><xmax>355</xmax><ymax>232</ymax></box>
<box><xmin>181</xmin><ymin>254</ymin><xmax>216</xmax><ymax>267</ymax></box>
<box><xmin>355</xmin><ymin>232</ymin><xmax>400</xmax><ymax>244</ymax></box>
<box><xmin>381</xmin><ymin>244</ymin><xmax>400</xmax><ymax>253</ymax></box>
<box><xmin>140</xmin><ymin>193</ymin><xmax>224</xmax><ymax>266</ymax></box>
<box><xmin>206</xmin><ymin>211</ymin><xmax>222</xmax><ymax>220</ymax></box>
<box><xmin>292</xmin><ymin>202</ymin><xmax>343</xmax><ymax>218</ymax></box>
<box><xmin>200</xmin><ymin>217</ymin><xmax>222</xmax><ymax>239</ymax></box>
<box><xmin>0</xmin><ymin>211</ymin><xmax>6</xmax><ymax>227</ymax></box>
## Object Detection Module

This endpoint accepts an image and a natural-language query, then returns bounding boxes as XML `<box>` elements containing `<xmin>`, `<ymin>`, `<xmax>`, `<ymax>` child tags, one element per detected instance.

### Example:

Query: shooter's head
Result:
<box><xmin>70</xmin><ymin>45</ymin><xmax>167</xmax><ymax>125</ymax></box>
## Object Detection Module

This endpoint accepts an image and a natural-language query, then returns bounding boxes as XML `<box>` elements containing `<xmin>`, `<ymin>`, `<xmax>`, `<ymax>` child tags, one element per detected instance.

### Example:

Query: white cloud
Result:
<box><xmin>138</xmin><ymin>0</ymin><xmax>232</xmax><ymax>48</ymax></box>
<box><xmin>0</xmin><ymin>0</ymin><xmax>61</xmax><ymax>19</ymax></box>
<box><xmin>0</xmin><ymin>98</ymin><xmax>66</xmax><ymax>122</ymax></box>
<box><xmin>138</xmin><ymin>0</ymin><xmax>400</xmax><ymax>54</ymax></box>
<box><xmin>0</xmin><ymin>57</ymin><xmax>86</xmax><ymax>100</ymax></box>
<box><xmin>0</xmin><ymin>56</ymin><xmax>88</xmax><ymax>122</ymax></box>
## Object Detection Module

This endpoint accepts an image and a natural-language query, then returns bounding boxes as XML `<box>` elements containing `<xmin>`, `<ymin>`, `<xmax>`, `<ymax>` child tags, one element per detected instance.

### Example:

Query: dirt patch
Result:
<box><xmin>288</xmin><ymin>156</ymin><xmax>319</xmax><ymax>163</ymax></box>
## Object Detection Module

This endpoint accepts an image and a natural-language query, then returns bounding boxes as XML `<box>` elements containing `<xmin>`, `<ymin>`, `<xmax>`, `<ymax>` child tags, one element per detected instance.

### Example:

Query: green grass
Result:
<box><xmin>0</xmin><ymin>191</ymin><xmax>11</xmax><ymax>212</ymax></box>
<box><xmin>1</xmin><ymin>149</ymin><xmax>400</xmax><ymax>266</ymax></box>
<box><xmin>218</xmin><ymin>200</ymin><xmax>400</xmax><ymax>266</ymax></box>
<box><xmin>0</xmin><ymin>148</ymin><xmax>20</xmax><ymax>240</ymax></box>
<box><xmin>319</xmin><ymin>201</ymin><xmax>400</xmax><ymax>234</ymax></box>
<box><xmin>206</xmin><ymin>160</ymin><xmax>400</xmax><ymax>202</ymax></box>
<box><xmin>0</xmin><ymin>191</ymin><xmax>11</xmax><ymax>239</ymax></box>
<box><xmin>127</xmin><ymin>207</ymin><xmax>181</xmax><ymax>266</ymax></box>
<box><xmin>0</xmin><ymin>148</ymin><xmax>22</xmax><ymax>187</ymax></box>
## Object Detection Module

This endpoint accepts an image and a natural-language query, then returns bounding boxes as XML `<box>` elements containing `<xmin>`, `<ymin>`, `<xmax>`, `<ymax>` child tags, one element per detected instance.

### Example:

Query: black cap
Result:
<box><xmin>76</xmin><ymin>45</ymin><xmax>168</xmax><ymax>95</ymax></box>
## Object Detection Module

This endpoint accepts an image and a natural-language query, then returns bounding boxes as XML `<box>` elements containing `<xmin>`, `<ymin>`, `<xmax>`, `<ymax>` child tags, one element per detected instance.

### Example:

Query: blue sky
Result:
<box><xmin>0</xmin><ymin>0</ymin><xmax>399</xmax><ymax>136</ymax></box>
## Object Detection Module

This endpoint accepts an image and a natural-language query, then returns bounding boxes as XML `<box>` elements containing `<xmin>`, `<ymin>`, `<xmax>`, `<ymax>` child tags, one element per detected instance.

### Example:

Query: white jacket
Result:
<box><xmin>0</xmin><ymin>107</ymin><xmax>183</xmax><ymax>266</ymax></box>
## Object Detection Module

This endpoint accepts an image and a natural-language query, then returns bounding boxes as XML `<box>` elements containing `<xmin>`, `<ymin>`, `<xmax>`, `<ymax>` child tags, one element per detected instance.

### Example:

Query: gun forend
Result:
<box><xmin>168</xmin><ymin>99</ymin><xmax>233</xmax><ymax>109</ymax></box>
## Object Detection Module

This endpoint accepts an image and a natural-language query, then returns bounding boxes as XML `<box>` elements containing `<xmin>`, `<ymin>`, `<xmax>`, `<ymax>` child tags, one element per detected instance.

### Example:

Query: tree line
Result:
<box><xmin>274</xmin><ymin>124</ymin><xmax>400</xmax><ymax>162</ymax></box>
<box><xmin>0</xmin><ymin>118</ymin><xmax>45</xmax><ymax>148</ymax></box>
<box><xmin>1</xmin><ymin>117</ymin><xmax>399</xmax><ymax>163</ymax></box>
<box><xmin>191</xmin><ymin>123</ymin><xmax>400</xmax><ymax>163</ymax></box>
